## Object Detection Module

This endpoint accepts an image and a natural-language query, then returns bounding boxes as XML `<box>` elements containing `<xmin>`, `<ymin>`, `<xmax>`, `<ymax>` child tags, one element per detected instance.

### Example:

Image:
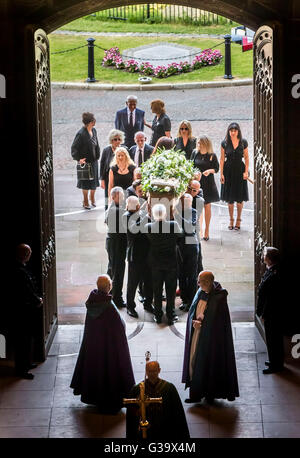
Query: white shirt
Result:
<box><xmin>127</xmin><ymin>108</ymin><xmax>136</xmax><ymax>126</ymax></box>
<box><xmin>134</xmin><ymin>146</ymin><xmax>144</xmax><ymax>166</ymax></box>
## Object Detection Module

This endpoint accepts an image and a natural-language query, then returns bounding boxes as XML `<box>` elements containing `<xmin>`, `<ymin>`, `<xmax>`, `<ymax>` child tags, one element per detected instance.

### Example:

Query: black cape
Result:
<box><xmin>182</xmin><ymin>282</ymin><xmax>239</xmax><ymax>401</ymax></box>
<box><xmin>126</xmin><ymin>378</ymin><xmax>190</xmax><ymax>439</ymax></box>
<box><xmin>70</xmin><ymin>290</ymin><xmax>135</xmax><ymax>414</ymax></box>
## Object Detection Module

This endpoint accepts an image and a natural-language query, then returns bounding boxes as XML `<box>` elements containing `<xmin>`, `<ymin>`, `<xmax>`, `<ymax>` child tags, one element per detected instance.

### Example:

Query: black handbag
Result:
<box><xmin>77</xmin><ymin>162</ymin><xmax>94</xmax><ymax>180</ymax></box>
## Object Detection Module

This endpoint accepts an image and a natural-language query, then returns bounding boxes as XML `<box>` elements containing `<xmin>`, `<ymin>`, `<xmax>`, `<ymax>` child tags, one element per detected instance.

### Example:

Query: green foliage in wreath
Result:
<box><xmin>141</xmin><ymin>147</ymin><xmax>197</xmax><ymax>197</ymax></box>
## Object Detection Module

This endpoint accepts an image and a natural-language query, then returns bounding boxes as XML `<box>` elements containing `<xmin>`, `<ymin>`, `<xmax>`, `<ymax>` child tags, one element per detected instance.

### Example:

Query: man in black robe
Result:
<box><xmin>70</xmin><ymin>274</ymin><xmax>135</xmax><ymax>414</ymax></box>
<box><xmin>256</xmin><ymin>246</ymin><xmax>284</xmax><ymax>374</ymax></box>
<box><xmin>14</xmin><ymin>244</ymin><xmax>43</xmax><ymax>379</ymax></box>
<box><xmin>182</xmin><ymin>271</ymin><xmax>239</xmax><ymax>403</ymax></box>
<box><xmin>126</xmin><ymin>361</ymin><xmax>190</xmax><ymax>439</ymax></box>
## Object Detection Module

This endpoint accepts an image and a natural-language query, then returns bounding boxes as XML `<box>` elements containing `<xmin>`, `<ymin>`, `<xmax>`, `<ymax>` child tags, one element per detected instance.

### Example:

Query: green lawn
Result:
<box><xmin>59</xmin><ymin>17</ymin><xmax>239</xmax><ymax>36</ymax></box>
<box><xmin>49</xmin><ymin>35</ymin><xmax>253</xmax><ymax>83</ymax></box>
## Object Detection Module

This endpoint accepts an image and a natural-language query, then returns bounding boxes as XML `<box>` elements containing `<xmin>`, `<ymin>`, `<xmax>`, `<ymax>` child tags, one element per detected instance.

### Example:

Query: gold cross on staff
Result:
<box><xmin>123</xmin><ymin>381</ymin><xmax>163</xmax><ymax>439</ymax></box>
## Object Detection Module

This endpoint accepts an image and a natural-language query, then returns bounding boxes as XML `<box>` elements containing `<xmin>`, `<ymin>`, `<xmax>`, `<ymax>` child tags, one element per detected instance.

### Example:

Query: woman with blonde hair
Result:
<box><xmin>174</xmin><ymin>120</ymin><xmax>196</xmax><ymax>160</ymax></box>
<box><xmin>190</xmin><ymin>135</ymin><xmax>220</xmax><ymax>241</ymax></box>
<box><xmin>145</xmin><ymin>99</ymin><xmax>171</xmax><ymax>146</ymax></box>
<box><xmin>108</xmin><ymin>147</ymin><xmax>136</xmax><ymax>198</ymax></box>
<box><xmin>100</xmin><ymin>129</ymin><xmax>125</xmax><ymax>209</ymax></box>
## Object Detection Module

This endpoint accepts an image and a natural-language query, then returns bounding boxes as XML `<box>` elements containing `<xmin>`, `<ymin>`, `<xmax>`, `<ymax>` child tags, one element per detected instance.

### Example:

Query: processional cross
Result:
<box><xmin>123</xmin><ymin>351</ymin><xmax>163</xmax><ymax>439</ymax></box>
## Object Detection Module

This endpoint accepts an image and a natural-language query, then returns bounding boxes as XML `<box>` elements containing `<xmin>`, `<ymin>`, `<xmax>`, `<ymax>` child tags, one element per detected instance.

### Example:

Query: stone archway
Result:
<box><xmin>2</xmin><ymin>1</ymin><xmax>299</xmax><ymax>362</ymax></box>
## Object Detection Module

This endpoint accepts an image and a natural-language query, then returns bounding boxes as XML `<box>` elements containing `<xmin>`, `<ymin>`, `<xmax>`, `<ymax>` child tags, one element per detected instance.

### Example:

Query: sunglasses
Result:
<box><xmin>180</xmin><ymin>127</ymin><xmax>189</xmax><ymax>130</ymax></box>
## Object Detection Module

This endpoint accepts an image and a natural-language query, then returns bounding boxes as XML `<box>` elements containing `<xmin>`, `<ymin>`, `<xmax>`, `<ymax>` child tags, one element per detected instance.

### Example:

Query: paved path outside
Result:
<box><xmin>52</xmin><ymin>85</ymin><xmax>254</xmax><ymax>325</ymax></box>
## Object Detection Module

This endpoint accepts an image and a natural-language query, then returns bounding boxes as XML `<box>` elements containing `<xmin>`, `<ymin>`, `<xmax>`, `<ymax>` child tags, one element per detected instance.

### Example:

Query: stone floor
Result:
<box><xmin>0</xmin><ymin>322</ymin><xmax>299</xmax><ymax>438</ymax></box>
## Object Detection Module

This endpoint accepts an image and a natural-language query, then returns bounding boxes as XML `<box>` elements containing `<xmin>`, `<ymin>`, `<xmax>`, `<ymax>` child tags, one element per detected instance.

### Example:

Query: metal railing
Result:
<box><xmin>91</xmin><ymin>4</ymin><xmax>232</xmax><ymax>25</ymax></box>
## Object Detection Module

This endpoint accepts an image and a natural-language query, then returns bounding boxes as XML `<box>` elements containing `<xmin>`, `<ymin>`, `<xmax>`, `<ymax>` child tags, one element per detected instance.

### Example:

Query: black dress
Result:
<box><xmin>191</xmin><ymin>150</ymin><xmax>220</xmax><ymax>203</ymax></box>
<box><xmin>174</xmin><ymin>137</ymin><xmax>196</xmax><ymax>160</ymax></box>
<box><xmin>150</xmin><ymin>113</ymin><xmax>171</xmax><ymax>146</ymax></box>
<box><xmin>220</xmin><ymin>138</ymin><xmax>249</xmax><ymax>203</ymax></box>
<box><xmin>111</xmin><ymin>164</ymin><xmax>136</xmax><ymax>190</ymax></box>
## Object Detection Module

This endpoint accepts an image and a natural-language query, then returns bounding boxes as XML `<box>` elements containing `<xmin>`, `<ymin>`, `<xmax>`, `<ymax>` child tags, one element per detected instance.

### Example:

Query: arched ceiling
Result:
<box><xmin>4</xmin><ymin>0</ymin><xmax>299</xmax><ymax>33</ymax></box>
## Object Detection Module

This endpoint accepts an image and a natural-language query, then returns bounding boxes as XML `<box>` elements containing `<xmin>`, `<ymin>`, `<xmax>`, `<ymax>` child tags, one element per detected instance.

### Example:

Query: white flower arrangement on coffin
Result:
<box><xmin>141</xmin><ymin>148</ymin><xmax>197</xmax><ymax>199</ymax></box>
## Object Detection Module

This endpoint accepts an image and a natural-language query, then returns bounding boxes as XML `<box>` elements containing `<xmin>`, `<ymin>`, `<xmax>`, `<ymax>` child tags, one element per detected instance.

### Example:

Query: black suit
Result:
<box><xmin>115</xmin><ymin>108</ymin><xmax>145</xmax><ymax>148</ymax></box>
<box><xmin>14</xmin><ymin>262</ymin><xmax>42</xmax><ymax>375</ymax></box>
<box><xmin>256</xmin><ymin>264</ymin><xmax>284</xmax><ymax>369</ymax></box>
<box><xmin>105</xmin><ymin>203</ymin><xmax>127</xmax><ymax>306</ymax></box>
<box><xmin>145</xmin><ymin>220</ymin><xmax>183</xmax><ymax>320</ymax></box>
<box><xmin>129</xmin><ymin>143</ymin><xmax>154</xmax><ymax>166</ymax></box>
<box><xmin>125</xmin><ymin>211</ymin><xmax>153</xmax><ymax>310</ymax></box>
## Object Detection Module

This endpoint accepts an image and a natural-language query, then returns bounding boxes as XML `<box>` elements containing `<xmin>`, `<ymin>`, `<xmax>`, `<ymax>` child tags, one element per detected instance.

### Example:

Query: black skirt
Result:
<box><xmin>77</xmin><ymin>160</ymin><xmax>100</xmax><ymax>190</ymax></box>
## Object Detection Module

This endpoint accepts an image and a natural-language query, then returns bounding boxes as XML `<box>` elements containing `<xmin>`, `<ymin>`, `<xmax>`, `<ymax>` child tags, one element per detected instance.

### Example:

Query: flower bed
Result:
<box><xmin>102</xmin><ymin>46</ymin><xmax>222</xmax><ymax>79</ymax></box>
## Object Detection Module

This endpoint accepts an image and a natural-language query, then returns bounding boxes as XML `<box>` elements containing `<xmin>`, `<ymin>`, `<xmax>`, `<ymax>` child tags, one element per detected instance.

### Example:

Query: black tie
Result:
<box><xmin>129</xmin><ymin>111</ymin><xmax>133</xmax><ymax>127</ymax></box>
<box><xmin>138</xmin><ymin>149</ymin><xmax>143</xmax><ymax>166</ymax></box>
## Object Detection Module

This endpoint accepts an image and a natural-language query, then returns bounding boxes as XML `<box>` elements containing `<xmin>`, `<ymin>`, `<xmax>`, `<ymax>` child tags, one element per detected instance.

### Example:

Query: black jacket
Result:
<box><xmin>71</xmin><ymin>127</ymin><xmax>100</xmax><ymax>163</ymax></box>
<box><xmin>125</xmin><ymin>211</ymin><xmax>151</xmax><ymax>263</ymax></box>
<box><xmin>129</xmin><ymin>143</ymin><xmax>154</xmax><ymax>165</ymax></box>
<box><xmin>145</xmin><ymin>220</ymin><xmax>183</xmax><ymax>270</ymax></box>
<box><xmin>256</xmin><ymin>265</ymin><xmax>281</xmax><ymax>320</ymax></box>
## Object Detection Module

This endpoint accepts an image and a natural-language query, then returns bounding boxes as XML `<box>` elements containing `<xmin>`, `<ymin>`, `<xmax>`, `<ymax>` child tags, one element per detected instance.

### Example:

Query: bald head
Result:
<box><xmin>126</xmin><ymin>195</ymin><xmax>140</xmax><ymax>212</ymax></box>
<box><xmin>198</xmin><ymin>271</ymin><xmax>214</xmax><ymax>292</ymax></box>
<box><xmin>16</xmin><ymin>244</ymin><xmax>32</xmax><ymax>263</ymax></box>
<box><xmin>96</xmin><ymin>274</ymin><xmax>112</xmax><ymax>293</ymax></box>
<box><xmin>146</xmin><ymin>361</ymin><xmax>161</xmax><ymax>384</ymax></box>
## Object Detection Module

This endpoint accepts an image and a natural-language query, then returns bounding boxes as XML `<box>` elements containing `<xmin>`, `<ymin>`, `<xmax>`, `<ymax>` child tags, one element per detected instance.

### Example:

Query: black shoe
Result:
<box><xmin>179</xmin><ymin>303</ymin><xmax>189</xmax><ymax>311</ymax></box>
<box><xmin>263</xmin><ymin>367</ymin><xmax>284</xmax><ymax>374</ymax></box>
<box><xmin>185</xmin><ymin>398</ymin><xmax>199</xmax><ymax>404</ymax></box>
<box><xmin>115</xmin><ymin>300</ymin><xmax>126</xmax><ymax>308</ymax></box>
<box><xmin>203</xmin><ymin>237</ymin><xmax>209</xmax><ymax>241</ymax></box>
<box><xmin>167</xmin><ymin>315</ymin><xmax>179</xmax><ymax>326</ymax></box>
<box><xmin>265</xmin><ymin>361</ymin><xmax>271</xmax><ymax>367</ymax></box>
<box><xmin>19</xmin><ymin>372</ymin><xmax>34</xmax><ymax>380</ymax></box>
<box><xmin>205</xmin><ymin>397</ymin><xmax>214</xmax><ymax>404</ymax></box>
<box><xmin>29</xmin><ymin>364</ymin><xmax>38</xmax><ymax>369</ymax></box>
<box><xmin>144</xmin><ymin>304</ymin><xmax>155</xmax><ymax>314</ymax></box>
<box><xmin>153</xmin><ymin>316</ymin><xmax>162</xmax><ymax>324</ymax></box>
<box><xmin>127</xmin><ymin>308</ymin><xmax>138</xmax><ymax>318</ymax></box>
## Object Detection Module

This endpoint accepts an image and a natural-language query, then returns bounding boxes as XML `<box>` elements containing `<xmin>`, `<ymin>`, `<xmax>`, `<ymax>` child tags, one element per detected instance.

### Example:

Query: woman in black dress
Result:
<box><xmin>145</xmin><ymin>99</ymin><xmax>171</xmax><ymax>147</ymax></box>
<box><xmin>220</xmin><ymin>122</ymin><xmax>249</xmax><ymax>230</ymax></box>
<box><xmin>191</xmin><ymin>135</ymin><xmax>219</xmax><ymax>241</ymax></box>
<box><xmin>71</xmin><ymin>112</ymin><xmax>100</xmax><ymax>209</ymax></box>
<box><xmin>174</xmin><ymin>120</ymin><xmax>196</xmax><ymax>160</ymax></box>
<box><xmin>108</xmin><ymin>147</ymin><xmax>136</xmax><ymax>200</ymax></box>
<box><xmin>100</xmin><ymin>129</ymin><xmax>125</xmax><ymax>209</ymax></box>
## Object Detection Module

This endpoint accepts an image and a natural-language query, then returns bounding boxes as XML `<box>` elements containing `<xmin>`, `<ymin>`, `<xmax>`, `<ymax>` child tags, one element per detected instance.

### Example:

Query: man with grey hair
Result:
<box><xmin>256</xmin><ymin>246</ymin><xmax>284</xmax><ymax>374</ymax></box>
<box><xmin>145</xmin><ymin>203</ymin><xmax>183</xmax><ymax>325</ymax></box>
<box><xmin>115</xmin><ymin>95</ymin><xmax>145</xmax><ymax>149</ymax></box>
<box><xmin>129</xmin><ymin>131</ymin><xmax>154</xmax><ymax>166</ymax></box>
<box><xmin>105</xmin><ymin>187</ymin><xmax>127</xmax><ymax>308</ymax></box>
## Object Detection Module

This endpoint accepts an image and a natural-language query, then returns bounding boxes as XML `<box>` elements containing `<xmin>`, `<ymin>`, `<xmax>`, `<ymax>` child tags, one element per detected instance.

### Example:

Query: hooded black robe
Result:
<box><xmin>70</xmin><ymin>290</ymin><xmax>135</xmax><ymax>414</ymax></box>
<box><xmin>126</xmin><ymin>378</ymin><xmax>190</xmax><ymax>439</ymax></box>
<box><xmin>182</xmin><ymin>282</ymin><xmax>239</xmax><ymax>401</ymax></box>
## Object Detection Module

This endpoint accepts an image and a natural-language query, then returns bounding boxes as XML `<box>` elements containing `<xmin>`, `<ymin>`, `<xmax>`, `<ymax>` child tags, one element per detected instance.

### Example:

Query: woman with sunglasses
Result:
<box><xmin>174</xmin><ymin>120</ymin><xmax>196</xmax><ymax>160</ymax></box>
<box><xmin>220</xmin><ymin>122</ymin><xmax>249</xmax><ymax>230</ymax></box>
<box><xmin>190</xmin><ymin>135</ymin><xmax>219</xmax><ymax>241</ymax></box>
<box><xmin>100</xmin><ymin>129</ymin><xmax>125</xmax><ymax>209</ymax></box>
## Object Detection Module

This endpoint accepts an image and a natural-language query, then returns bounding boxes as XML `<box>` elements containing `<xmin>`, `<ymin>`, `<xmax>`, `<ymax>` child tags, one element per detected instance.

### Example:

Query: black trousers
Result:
<box><xmin>152</xmin><ymin>268</ymin><xmax>177</xmax><ymax>319</ymax></box>
<box><xmin>13</xmin><ymin>331</ymin><xmax>33</xmax><ymax>375</ymax></box>
<box><xmin>178</xmin><ymin>243</ymin><xmax>199</xmax><ymax>306</ymax></box>
<box><xmin>264</xmin><ymin>318</ymin><xmax>284</xmax><ymax>369</ymax></box>
<box><xmin>106</xmin><ymin>235</ymin><xmax>127</xmax><ymax>304</ymax></box>
<box><xmin>127</xmin><ymin>260</ymin><xmax>153</xmax><ymax>310</ymax></box>
<box><xmin>197</xmin><ymin>242</ymin><xmax>203</xmax><ymax>273</ymax></box>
